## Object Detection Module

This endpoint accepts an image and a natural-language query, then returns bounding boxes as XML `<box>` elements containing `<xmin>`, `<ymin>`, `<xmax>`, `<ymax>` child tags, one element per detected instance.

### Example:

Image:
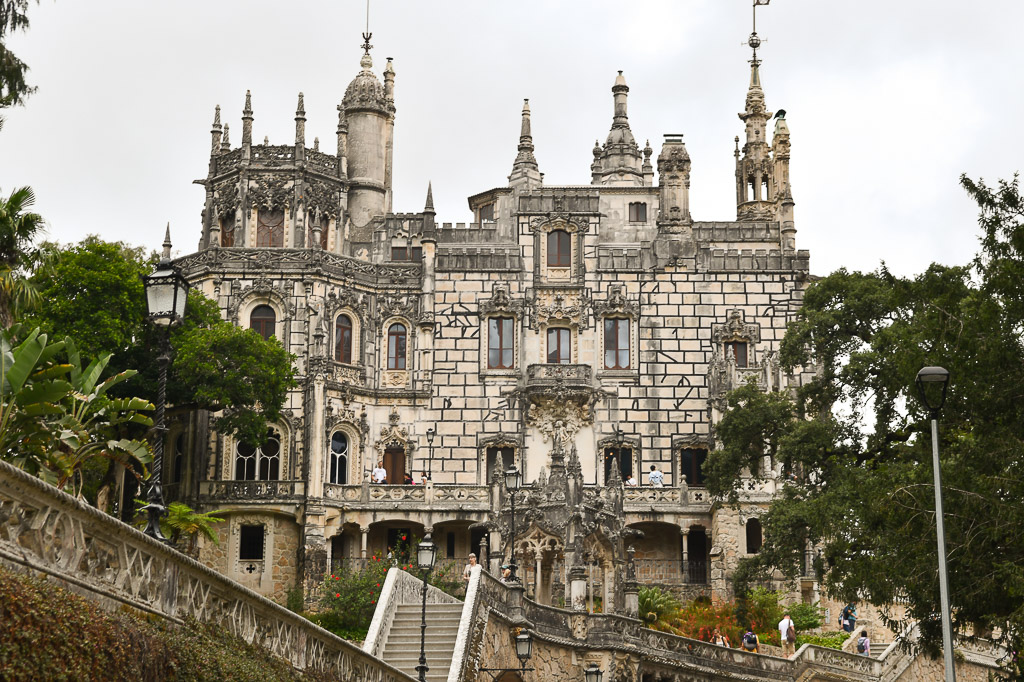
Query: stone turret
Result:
<box><xmin>735</xmin><ymin>57</ymin><xmax>775</xmax><ymax>221</ymax></box>
<box><xmin>657</xmin><ymin>134</ymin><xmax>692</xmax><ymax>232</ymax></box>
<box><xmin>342</xmin><ymin>43</ymin><xmax>395</xmax><ymax>234</ymax></box>
<box><xmin>772</xmin><ymin>111</ymin><xmax>796</xmax><ymax>250</ymax></box>
<box><xmin>591</xmin><ymin>71</ymin><xmax>645</xmax><ymax>187</ymax></box>
<box><xmin>508</xmin><ymin>99</ymin><xmax>543</xmax><ymax>190</ymax></box>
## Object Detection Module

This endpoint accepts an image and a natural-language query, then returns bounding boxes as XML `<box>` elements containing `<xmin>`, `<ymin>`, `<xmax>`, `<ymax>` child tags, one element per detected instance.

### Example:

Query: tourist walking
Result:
<box><xmin>856</xmin><ymin>630</ymin><xmax>870</xmax><ymax>656</ymax></box>
<box><xmin>841</xmin><ymin>602</ymin><xmax>857</xmax><ymax>633</ymax></box>
<box><xmin>741</xmin><ymin>628</ymin><xmax>759</xmax><ymax>653</ymax></box>
<box><xmin>778</xmin><ymin>612</ymin><xmax>796</xmax><ymax>657</ymax></box>
<box><xmin>463</xmin><ymin>553</ymin><xmax>478</xmax><ymax>583</ymax></box>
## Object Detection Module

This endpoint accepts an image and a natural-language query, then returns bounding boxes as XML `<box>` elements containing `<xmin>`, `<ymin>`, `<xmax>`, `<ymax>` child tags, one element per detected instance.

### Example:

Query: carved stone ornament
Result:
<box><xmin>227</xmin><ymin>277</ymin><xmax>296</xmax><ymax>323</ymax></box>
<box><xmin>527</xmin><ymin>399</ymin><xmax>592</xmax><ymax>443</ymax></box>
<box><xmin>213</xmin><ymin>180</ymin><xmax>240</xmax><ymax>217</ymax></box>
<box><xmin>592</xmin><ymin>284</ymin><xmax>639</xmax><ymax>319</ymax></box>
<box><xmin>737</xmin><ymin>201</ymin><xmax>775</xmax><ymax>221</ymax></box>
<box><xmin>528</xmin><ymin>215</ymin><xmax>589</xmax><ymax>234</ymax></box>
<box><xmin>375</xmin><ymin>293</ymin><xmax>417</xmax><ymax>325</ymax></box>
<box><xmin>711</xmin><ymin>308</ymin><xmax>760</xmax><ymax>344</ymax></box>
<box><xmin>382</xmin><ymin>370</ymin><xmax>408</xmax><ymax>388</ymax></box>
<box><xmin>657</xmin><ymin>144</ymin><xmax>691</xmax><ymax>176</ymax></box>
<box><xmin>479</xmin><ymin>283</ymin><xmax>525</xmax><ymax>317</ymax></box>
<box><xmin>375</xmin><ymin>406</ymin><xmax>412</xmax><ymax>459</ymax></box>
<box><xmin>302</xmin><ymin>180</ymin><xmax>340</xmax><ymax>219</ymax></box>
<box><xmin>325</xmin><ymin>286</ymin><xmax>368</xmax><ymax>325</ymax></box>
<box><xmin>248</xmin><ymin>175</ymin><xmax>292</xmax><ymax>211</ymax></box>
<box><xmin>530</xmin><ymin>289</ymin><xmax>589</xmax><ymax>330</ymax></box>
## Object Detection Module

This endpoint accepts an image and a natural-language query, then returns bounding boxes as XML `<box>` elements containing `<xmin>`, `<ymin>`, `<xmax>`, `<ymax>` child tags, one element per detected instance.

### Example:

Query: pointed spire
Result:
<box><xmin>313</xmin><ymin>136</ymin><xmax>319</xmax><ymax>152</ymax></box>
<box><xmin>295</xmin><ymin>92</ymin><xmax>306</xmax><ymax>147</ymax></box>
<box><xmin>221</xmin><ymin>123</ymin><xmax>230</xmax><ymax>152</ymax></box>
<box><xmin>593</xmin><ymin>71</ymin><xmax>643</xmax><ymax>186</ymax></box>
<box><xmin>213</xmin><ymin>104</ymin><xmax>221</xmax><ymax>127</ymax></box>
<box><xmin>241</xmin><ymin>90</ymin><xmax>253</xmax><ymax>146</ymax></box>
<box><xmin>210</xmin><ymin>105</ymin><xmax>223</xmax><ymax>155</ymax></box>
<box><xmin>509</xmin><ymin>99</ymin><xmax>543</xmax><ymax>189</ymax></box>
<box><xmin>612</xmin><ymin>70</ymin><xmax>630</xmax><ymax>128</ymax></box>
<box><xmin>161</xmin><ymin>223</ymin><xmax>172</xmax><ymax>261</ymax></box>
<box><xmin>424</xmin><ymin>181</ymin><xmax>434</xmax><ymax>213</ymax></box>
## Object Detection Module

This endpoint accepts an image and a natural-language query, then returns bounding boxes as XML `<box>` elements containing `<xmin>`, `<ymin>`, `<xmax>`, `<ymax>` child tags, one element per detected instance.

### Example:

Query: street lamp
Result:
<box><xmin>584</xmin><ymin>663</ymin><xmax>604</xmax><ymax>682</ymax></box>
<box><xmin>140</xmin><ymin>259</ymin><xmax>189</xmax><ymax>542</ymax></box>
<box><xmin>915</xmin><ymin>366</ymin><xmax>955</xmax><ymax>682</ymax></box>
<box><xmin>415</xmin><ymin>532</ymin><xmax>437</xmax><ymax>682</ymax></box>
<box><xmin>504</xmin><ymin>464</ymin><xmax>523</xmax><ymax>582</ymax></box>
<box><xmin>480</xmin><ymin>630</ymin><xmax>534</xmax><ymax>679</ymax></box>
<box><xmin>426</xmin><ymin>427</ymin><xmax>435</xmax><ymax>482</ymax></box>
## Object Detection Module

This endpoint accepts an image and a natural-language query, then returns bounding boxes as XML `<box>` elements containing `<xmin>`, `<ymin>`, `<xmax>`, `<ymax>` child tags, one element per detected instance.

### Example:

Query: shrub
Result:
<box><xmin>789</xmin><ymin>601</ymin><xmax>824</xmax><ymax>632</ymax></box>
<box><xmin>798</xmin><ymin>630</ymin><xmax>849</xmax><ymax>649</ymax></box>
<box><xmin>669</xmin><ymin>598</ymin><xmax>742</xmax><ymax>645</ymax></box>
<box><xmin>638</xmin><ymin>586</ymin><xmax>680</xmax><ymax>631</ymax></box>
<box><xmin>739</xmin><ymin>587</ymin><xmax>784</xmax><ymax>637</ymax></box>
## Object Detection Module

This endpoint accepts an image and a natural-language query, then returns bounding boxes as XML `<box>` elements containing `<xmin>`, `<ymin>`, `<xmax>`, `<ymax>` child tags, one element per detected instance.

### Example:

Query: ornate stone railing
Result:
<box><xmin>323</xmin><ymin>483</ymin><xmax>491</xmax><ymax>509</ymax></box>
<box><xmin>307</xmin><ymin>150</ymin><xmax>339</xmax><ymax>175</ymax></box>
<box><xmin>250</xmin><ymin>144</ymin><xmax>295</xmax><ymax>166</ymax></box>
<box><xmin>198</xmin><ymin>479</ymin><xmax>304</xmax><ymax>501</ymax></box>
<box><xmin>0</xmin><ymin>458</ymin><xmax>414</xmax><ymax>681</ymax></box>
<box><xmin>174</xmin><ymin>249</ymin><xmax>421</xmax><ymax>286</ymax></box>
<box><xmin>526</xmin><ymin>363</ymin><xmax>593</xmax><ymax>387</ymax></box>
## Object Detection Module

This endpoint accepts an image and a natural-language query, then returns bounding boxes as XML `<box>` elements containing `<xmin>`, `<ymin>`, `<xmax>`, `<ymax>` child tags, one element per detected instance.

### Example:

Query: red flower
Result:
<box><xmin>334</xmin><ymin>576</ymin><xmax>339</xmax><ymax>580</ymax></box>
<box><xmin>335</xmin><ymin>593</ymin><xmax>340</xmax><ymax>598</ymax></box>
<box><xmin>401</xmin><ymin>535</ymin><xmax>407</xmax><ymax>541</ymax></box>
<box><xmin>376</xmin><ymin>583</ymin><xmax>381</xmax><ymax>587</ymax></box>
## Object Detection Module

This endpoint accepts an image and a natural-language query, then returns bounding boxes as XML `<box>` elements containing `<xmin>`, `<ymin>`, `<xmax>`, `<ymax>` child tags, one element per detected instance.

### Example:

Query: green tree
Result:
<box><xmin>705</xmin><ymin>176</ymin><xmax>1024</xmax><ymax>660</ymax></box>
<box><xmin>0</xmin><ymin>186</ymin><xmax>46</xmax><ymax>328</ymax></box>
<box><xmin>26</xmin><ymin>238</ymin><xmax>297</xmax><ymax>446</ymax></box>
<box><xmin>0</xmin><ymin>0</ymin><xmax>39</xmax><ymax>112</ymax></box>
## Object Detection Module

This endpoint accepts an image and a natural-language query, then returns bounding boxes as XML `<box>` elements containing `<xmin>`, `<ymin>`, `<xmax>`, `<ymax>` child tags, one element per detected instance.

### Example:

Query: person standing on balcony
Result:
<box><xmin>648</xmin><ymin>464</ymin><xmax>664</xmax><ymax>487</ymax></box>
<box><xmin>625</xmin><ymin>473</ymin><xmax>638</xmax><ymax>486</ymax></box>
<box><xmin>372</xmin><ymin>461</ymin><xmax>387</xmax><ymax>484</ymax></box>
<box><xmin>779</xmin><ymin>612</ymin><xmax>796</xmax><ymax>657</ymax></box>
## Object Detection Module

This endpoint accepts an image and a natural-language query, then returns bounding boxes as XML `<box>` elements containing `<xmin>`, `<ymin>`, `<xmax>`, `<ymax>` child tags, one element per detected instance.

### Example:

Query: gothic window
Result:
<box><xmin>546</xmin><ymin>327</ymin><xmax>571</xmax><ymax>364</ymax></box>
<box><xmin>680</xmin><ymin>448</ymin><xmax>707</xmax><ymax>486</ymax></box>
<box><xmin>234</xmin><ymin>429</ymin><xmax>281</xmax><ymax>481</ymax></box>
<box><xmin>604</xmin><ymin>446</ymin><xmax>633</xmax><ymax>482</ymax></box>
<box><xmin>628</xmin><ymin>202</ymin><xmax>647</xmax><ymax>222</ymax></box>
<box><xmin>547</xmin><ymin>230</ymin><xmax>571</xmax><ymax>267</ymax></box>
<box><xmin>256</xmin><ymin>209</ymin><xmax>284</xmax><ymax>247</ymax></box>
<box><xmin>487</xmin><ymin>317</ymin><xmax>514</xmax><ymax>369</ymax></box>
<box><xmin>746</xmin><ymin>518</ymin><xmax>763</xmax><ymax>554</ymax></box>
<box><xmin>328</xmin><ymin>432</ymin><xmax>349</xmax><ymax>484</ymax></box>
<box><xmin>239</xmin><ymin>524</ymin><xmax>265</xmax><ymax>561</ymax></box>
<box><xmin>387</xmin><ymin>323</ymin><xmax>407</xmax><ymax>370</ymax></box>
<box><xmin>172</xmin><ymin>432</ymin><xmax>186</xmax><ymax>484</ymax></box>
<box><xmin>220</xmin><ymin>217</ymin><xmax>235</xmax><ymax>247</ymax></box>
<box><xmin>335</xmin><ymin>314</ymin><xmax>353</xmax><ymax>364</ymax></box>
<box><xmin>725</xmin><ymin>340</ymin><xmax>749</xmax><ymax>367</ymax></box>
<box><xmin>250</xmin><ymin>305</ymin><xmax>276</xmax><ymax>341</ymax></box>
<box><xmin>604</xmin><ymin>318</ymin><xmax>630</xmax><ymax>370</ymax></box>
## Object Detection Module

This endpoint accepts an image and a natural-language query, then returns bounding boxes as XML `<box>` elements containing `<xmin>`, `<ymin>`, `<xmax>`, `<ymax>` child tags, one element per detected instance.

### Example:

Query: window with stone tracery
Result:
<box><xmin>256</xmin><ymin>209</ymin><xmax>284</xmax><ymax>247</ymax></box>
<box><xmin>220</xmin><ymin>217</ymin><xmax>235</xmax><ymax>247</ymax></box>
<box><xmin>235</xmin><ymin>429</ymin><xmax>281</xmax><ymax>481</ymax></box>
<box><xmin>328</xmin><ymin>432</ymin><xmax>349</xmax><ymax>485</ymax></box>
<box><xmin>628</xmin><ymin>202</ymin><xmax>647</xmax><ymax>222</ymax></box>
<box><xmin>603</xmin><ymin>318</ymin><xmax>630</xmax><ymax>369</ymax></box>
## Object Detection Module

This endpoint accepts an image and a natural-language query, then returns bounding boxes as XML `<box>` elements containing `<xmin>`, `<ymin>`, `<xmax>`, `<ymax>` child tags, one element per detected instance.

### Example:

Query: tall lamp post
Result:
<box><xmin>140</xmin><ymin>258</ymin><xmax>189</xmax><ymax>542</ymax></box>
<box><xmin>425</xmin><ymin>427</ymin><xmax>435</xmax><ymax>482</ymax></box>
<box><xmin>915</xmin><ymin>366</ymin><xmax>955</xmax><ymax>682</ymax></box>
<box><xmin>504</xmin><ymin>465</ymin><xmax>523</xmax><ymax>582</ymax></box>
<box><xmin>415</xmin><ymin>532</ymin><xmax>437</xmax><ymax>682</ymax></box>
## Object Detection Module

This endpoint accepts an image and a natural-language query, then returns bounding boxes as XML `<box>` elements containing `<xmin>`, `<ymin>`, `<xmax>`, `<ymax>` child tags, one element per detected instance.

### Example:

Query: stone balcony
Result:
<box><xmin>323</xmin><ymin>483</ymin><xmax>492</xmax><ymax>512</ymax></box>
<box><xmin>198</xmin><ymin>479</ymin><xmax>305</xmax><ymax>502</ymax></box>
<box><xmin>525</xmin><ymin>363</ymin><xmax>593</xmax><ymax>388</ymax></box>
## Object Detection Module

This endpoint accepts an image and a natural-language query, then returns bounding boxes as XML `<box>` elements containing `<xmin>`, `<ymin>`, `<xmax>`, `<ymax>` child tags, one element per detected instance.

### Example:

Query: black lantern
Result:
<box><xmin>515</xmin><ymin>632</ymin><xmax>533</xmax><ymax>664</ymax></box>
<box><xmin>417</xmin><ymin>532</ymin><xmax>437</xmax><ymax>572</ymax></box>
<box><xmin>584</xmin><ymin>663</ymin><xmax>603</xmax><ymax>682</ymax></box>
<box><xmin>142</xmin><ymin>263</ymin><xmax>189</xmax><ymax>326</ymax></box>
<box><xmin>915</xmin><ymin>366</ymin><xmax>950</xmax><ymax>416</ymax></box>
<box><xmin>426</xmin><ymin>427</ymin><xmax>435</xmax><ymax>481</ymax></box>
<box><xmin>504</xmin><ymin>464</ymin><xmax>523</xmax><ymax>491</ymax></box>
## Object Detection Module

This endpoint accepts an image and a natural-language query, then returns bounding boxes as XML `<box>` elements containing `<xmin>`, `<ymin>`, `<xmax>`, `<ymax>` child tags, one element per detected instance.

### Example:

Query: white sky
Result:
<box><xmin>0</xmin><ymin>0</ymin><xmax>1020</xmax><ymax>277</ymax></box>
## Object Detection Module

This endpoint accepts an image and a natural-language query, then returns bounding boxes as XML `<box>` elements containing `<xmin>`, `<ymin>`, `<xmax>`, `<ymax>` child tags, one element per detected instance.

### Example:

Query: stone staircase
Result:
<box><xmin>381</xmin><ymin>602</ymin><xmax>464</xmax><ymax>682</ymax></box>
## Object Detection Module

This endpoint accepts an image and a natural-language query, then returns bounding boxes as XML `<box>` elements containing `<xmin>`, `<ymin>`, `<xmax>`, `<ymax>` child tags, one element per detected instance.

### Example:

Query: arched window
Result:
<box><xmin>256</xmin><ymin>209</ymin><xmax>285</xmax><ymax>247</ymax></box>
<box><xmin>234</xmin><ymin>429</ymin><xmax>281</xmax><ymax>481</ymax></box>
<box><xmin>250</xmin><ymin>305</ymin><xmax>276</xmax><ymax>341</ymax></box>
<box><xmin>604</xmin><ymin>318</ymin><xmax>630</xmax><ymax>369</ymax></box>
<box><xmin>546</xmin><ymin>327</ymin><xmax>571</xmax><ymax>364</ymax></box>
<box><xmin>547</xmin><ymin>230</ymin><xmax>571</xmax><ymax>267</ymax></box>
<box><xmin>328</xmin><ymin>432</ymin><xmax>348</xmax><ymax>484</ymax></box>
<box><xmin>488</xmin><ymin>317</ymin><xmax>514</xmax><ymax>369</ymax></box>
<box><xmin>335</xmin><ymin>315</ymin><xmax>353</xmax><ymax>364</ymax></box>
<box><xmin>387</xmin><ymin>323</ymin><xmax>407</xmax><ymax>370</ymax></box>
<box><xmin>746</xmin><ymin>518</ymin><xmax>763</xmax><ymax>554</ymax></box>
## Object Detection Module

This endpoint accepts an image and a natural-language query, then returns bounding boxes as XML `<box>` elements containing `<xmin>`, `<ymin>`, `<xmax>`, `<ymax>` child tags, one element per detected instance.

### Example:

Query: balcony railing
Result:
<box><xmin>198</xmin><ymin>479</ymin><xmax>304</xmax><ymax>500</ymax></box>
<box><xmin>525</xmin><ymin>363</ymin><xmax>592</xmax><ymax>387</ymax></box>
<box><xmin>322</xmin><ymin>483</ymin><xmax>491</xmax><ymax>508</ymax></box>
<box><xmin>632</xmin><ymin>559</ymin><xmax>709</xmax><ymax>585</ymax></box>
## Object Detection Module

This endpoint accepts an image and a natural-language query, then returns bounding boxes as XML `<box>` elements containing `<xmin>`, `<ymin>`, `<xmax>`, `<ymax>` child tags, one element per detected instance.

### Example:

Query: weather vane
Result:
<box><xmin>747</xmin><ymin>0</ymin><xmax>771</xmax><ymax>63</ymax></box>
<box><xmin>361</xmin><ymin>0</ymin><xmax>373</xmax><ymax>55</ymax></box>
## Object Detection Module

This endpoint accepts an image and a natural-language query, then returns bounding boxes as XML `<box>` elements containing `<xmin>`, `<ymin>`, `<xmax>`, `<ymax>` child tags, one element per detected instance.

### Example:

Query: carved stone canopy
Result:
<box><xmin>228</xmin><ymin>277</ymin><xmax>296</xmax><ymax>323</ymax></box>
<box><xmin>214</xmin><ymin>180</ymin><xmax>240</xmax><ymax>217</ymax></box>
<box><xmin>711</xmin><ymin>308</ymin><xmax>760</xmax><ymax>344</ymax></box>
<box><xmin>375</xmin><ymin>406</ymin><xmax>412</xmax><ymax>459</ymax></box>
<box><xmin>375</xmin><ymin>293</ymin><xmax>417</xmax><ymax>326</ymax></box>
<box><xmin>528</xmin><ymin>215</ymin><xmax>590</xmax><ymax>234</ymax></box>
<box><xmin>248</xmin><ymin>175</ymin><xmax>292</xmax><ymax>211</ymax></box>
<box><xmin>479</xmin><ymin>283</ymin><xmax>525</xmax><ymax>317</ymax></box>
<box><xmin>301</xmin><ymin>180</ymin><xmax>340</xmax><ymax>219</ymax></box>
<box><xmin>531</xmin><ymin>289</ymin><xmax>590</xmax><ymax>330</ymax></box>
<box><xmin>593</xmin><ymin>284</ymin><xmax>639</xmax><ymax>319</ymax></box>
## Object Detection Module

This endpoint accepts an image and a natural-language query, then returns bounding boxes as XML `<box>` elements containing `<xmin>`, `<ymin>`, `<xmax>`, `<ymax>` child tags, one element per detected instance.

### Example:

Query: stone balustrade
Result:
<box><xmin>0</xmin><ymin>459</ymin><xmax>415</xmax><ymax>682</ymax></box>
<box><xmin>199</xmin><ymin>479</ymin><xmax>305</xmax><ymax>501</ymax></box>
<box><xmin>323</xmin><ymin>483</ymin><xmax>492</xmax><ymax>510</ymax></box>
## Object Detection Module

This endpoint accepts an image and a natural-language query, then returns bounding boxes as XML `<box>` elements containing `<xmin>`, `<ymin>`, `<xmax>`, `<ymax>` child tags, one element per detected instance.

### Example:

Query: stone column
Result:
<box><xmin>360</xmin><ymin>527</ymin><xmax>369</xmax><ymax>559</ymax></box>
<box><xmin>681</xmin><ymin>526</ymin><xmax>690</xmax><ymax>583</ymax></box>
<box><xmin>534</xmin><ymin>556</ymin><xmax>542</xmax><ymax>602</ymax></box>
<box><xmin>569</xmin><ymin>565</ymin><xmax>588</xmax><ymax>612</ymax></box>
<box><xmin>624</xmin><ymin>547</ymin><xmax>639</xmax><ymax>618</ymax></box>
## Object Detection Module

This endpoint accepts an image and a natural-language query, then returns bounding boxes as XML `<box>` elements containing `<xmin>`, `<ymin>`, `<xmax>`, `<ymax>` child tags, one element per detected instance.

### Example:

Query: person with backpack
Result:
<box><xmin>741</xmin><ymin>628</ymin><xmax>759</xmax><ymax>653</ymax></box>
<box><xmin>856</xmin><ymin>630</ymin><xmax>871</xmax><ymax>656</ymax></box>
<box><xmin>711</xmin><ymin>627</ymin><xmax>730</xmax><ymax>648</ymax></box>
<box><xmin>778</xmin><ymin>612</ymin><xmax>796</xmax><ymax>657</ymax></box>
<box><xmin>840</xmin><ymin>602</ymin><xmax>857</xmax><ymax>633</ymax></box>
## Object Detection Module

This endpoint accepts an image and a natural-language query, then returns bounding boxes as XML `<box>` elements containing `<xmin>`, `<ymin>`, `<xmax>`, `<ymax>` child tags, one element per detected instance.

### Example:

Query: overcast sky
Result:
<box><xmin>1</xmin><ymin>0</ymin><xmax>1020</xmax><ymax>277</ymax></box>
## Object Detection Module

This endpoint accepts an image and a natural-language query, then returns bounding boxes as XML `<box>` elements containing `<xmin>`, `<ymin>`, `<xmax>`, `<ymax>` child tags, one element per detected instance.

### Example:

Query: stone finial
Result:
<box><xmin>295</xmin><ymin>92</ymin><xmax>306</xmax><ymax>146</ymax></box>
<box><xmin>241</xmin><ymin>90</ymin><xmax>253</xmax><ymax>146</ymax></box>
<box><xmin>221</xmin><ymin>123</ymin><xmax>230</xmax><ymax>151</ymax></box>
<box><xmin>264</xmin><ymin>136</ymin><xmax>269</xmax><ymax>145</ymax></box>
<box><xmin>210</xmin><ymin>105</ymin><xmax>223</xmax><ymax>155</ymax></box>
<box><xmin>509</xmin><ymin>98</ymin><xmax>542</xmax><ymax>188</ymax></box>
<box><xmin>295</xmin><ymin>92</ymin><xmax>305</xmax><ymax>116</ymax></box>
<box><xmin>424</xmin><ymin>181</ymin><xmax>434</xmax><ymax>213</ymax></box>
<box><xmin>212</xmin><ymin>105</ymin><xmax>221</xmax><ymax>128</ymax></box>
<box><xmin>313</xmin><ymin>136</ymin><xmax>319</xmax><ymax>152</ymax></box>
<box><xmin>161</xmin><ymin>223</ymin><xmax>172</xmax><ymax>261</ymax></box>
<box><xmin>384</xmin><ymin>57</ymin><xmax>395</xmax><ymax>101</ymax></box>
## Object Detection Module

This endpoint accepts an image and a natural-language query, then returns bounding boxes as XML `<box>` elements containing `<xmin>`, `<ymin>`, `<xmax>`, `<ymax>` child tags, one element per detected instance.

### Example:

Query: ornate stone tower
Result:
<box><xmin>591</xmin><ymin>72</ymin><xmax>648</xmax><ymax>187</ymax></box>
<box><xmin>342</xmin><ymin>36</ymin><xmax>396</xmax><ymax>237</ymax></box>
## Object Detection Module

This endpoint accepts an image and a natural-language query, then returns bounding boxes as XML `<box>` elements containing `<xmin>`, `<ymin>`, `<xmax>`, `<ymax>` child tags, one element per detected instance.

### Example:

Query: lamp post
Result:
<box><xmin>140</xmin><ymin>259</ymin><xmax>189</xmax><ymax>543</ymax></box>
<box><xmin>415</xmin><ymin>532</ymin><xmax>437</xmax><ymax>682</ymax></box>
<box><xmin>504</xmin><ymin>464</ymin><xmax>523</xmax><ymax>582</ymax></box>
<box><xmin>479</xmin><ymin>630</ymin><xmax>534</xmax><ymax>679</ymax></box>
<box><xmin>583</xmin><ymin>663</ymin><xmax>604</xmax><ymax>682</ymax></box>
<box><xmin>915</xmin><ymin>366</ymin><xmax>955</xmax><ymax>682</ymax></box>
<box><xmin>426</xmin><ymin>427</ymin><xmax>435</xmax><ymax>482</ymax></box>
